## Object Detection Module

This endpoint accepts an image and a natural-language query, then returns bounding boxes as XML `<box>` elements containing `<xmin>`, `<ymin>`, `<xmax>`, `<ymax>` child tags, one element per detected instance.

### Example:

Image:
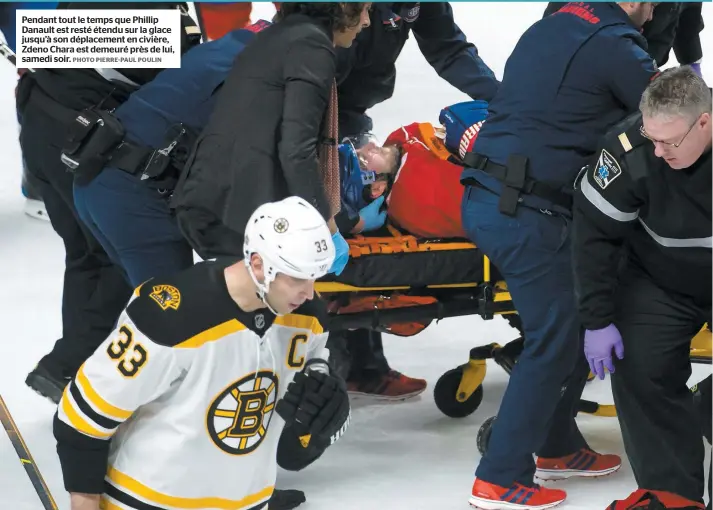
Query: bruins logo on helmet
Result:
<box><xmin>273</xmin><ymin>218</ymin><xmax>289</xmax><ymax>234</ymax></box>
<box><xmin>149</xmin><ymin>285</ymin><xmax>181</xmax><ymax>311</ymax></box>
<box><xmin>206</xmin><ymin>370</ymin><xmax>279</xmax><ymax>455</ymax></box>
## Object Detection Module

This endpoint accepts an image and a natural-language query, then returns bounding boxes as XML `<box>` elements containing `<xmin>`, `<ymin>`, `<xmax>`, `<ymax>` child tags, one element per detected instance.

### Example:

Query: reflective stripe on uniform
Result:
<box><xmin>581</xmin><ymin>175</ymin><xmax>713</xmax><ymax>249</ymax></box>
<box><xmin>639</xmin><ymin>220</ymin><xmax>713</xmax><ymax>249</ymax></box>
<box><xmin>580</xmin><ymin>174</ymin><xmax>639</xmax><ymax>222</ymax></box>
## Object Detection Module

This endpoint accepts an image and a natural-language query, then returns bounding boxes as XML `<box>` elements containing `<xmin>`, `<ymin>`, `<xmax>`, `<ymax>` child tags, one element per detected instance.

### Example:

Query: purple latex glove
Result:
<box><xmin>584</xmin><ymin>324</ymin><xmax>624</xmax><ymax>380</ymax></box>
<box><xmin>690</xmin><ymin>62</ymin><xmax>702</xmax><ymax>77</ymax></box>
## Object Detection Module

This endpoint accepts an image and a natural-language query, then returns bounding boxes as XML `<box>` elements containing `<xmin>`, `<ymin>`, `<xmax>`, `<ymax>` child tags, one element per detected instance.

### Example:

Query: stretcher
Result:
<box><xmin>315</xmin><ymin>225</ymin><xmax>713</xmax><ymax>423</ymax></box>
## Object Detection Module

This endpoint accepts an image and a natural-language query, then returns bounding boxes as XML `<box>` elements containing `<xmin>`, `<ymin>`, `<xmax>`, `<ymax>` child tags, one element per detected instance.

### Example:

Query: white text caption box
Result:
<box><xmin>16</xmin><ymin>9</ymin><xmax>181</xmax><ymax>68</ymax></box>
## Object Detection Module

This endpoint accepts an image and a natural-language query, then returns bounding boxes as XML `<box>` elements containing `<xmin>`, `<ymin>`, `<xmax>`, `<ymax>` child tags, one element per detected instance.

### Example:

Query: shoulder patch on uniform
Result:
<box><xmin>128</xmin><ymin>262</ymin><xmax>248</xmax><ymax>348</ymax></box>
<box><xmin>593</xmin><ymin>149</ymin><xmax>622</xmax><ymax>190</ymax></box>
<box><xmin>403</xmin><ymin>4</ymin><xmax>420</xmax><ymax>23</ymax></box>
<box><xmin>618</xmin><ymin>132</ymin><xmax>633</xmax><ymax>153</ymax></box>
<box><xmin>149</xmin><ymin>284</ymin><xmax>181</xmax><ymax>311</ymax></box>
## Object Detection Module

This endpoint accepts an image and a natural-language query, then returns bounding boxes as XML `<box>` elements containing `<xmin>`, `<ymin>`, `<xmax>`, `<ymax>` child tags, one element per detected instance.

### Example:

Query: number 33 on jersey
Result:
<box><xmin>54</xmin><ymin>261</ymin><xmax>330</xmax><ymax>510</ymax></box>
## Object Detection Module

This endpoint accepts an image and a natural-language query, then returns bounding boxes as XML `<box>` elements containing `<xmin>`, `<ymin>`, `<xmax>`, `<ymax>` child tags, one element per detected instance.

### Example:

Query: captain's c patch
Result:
<box><xmin>593</xmin><ymin>149</ymin><xmax>622</xmax><ymax>190</ymax></box>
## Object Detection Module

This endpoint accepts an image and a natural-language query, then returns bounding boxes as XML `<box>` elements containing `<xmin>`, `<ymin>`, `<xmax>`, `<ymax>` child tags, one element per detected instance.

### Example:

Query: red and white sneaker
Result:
<box><xmin>346</xmin><ymin>370</ymin><xmax>426</xmax><ymax>401</ymax></box>
<box><xmin>469</xmin><ymin>478</ymin><xmax>566</xmax><ymax>510</ymax></box>
<box><xmin>535</xmin><ymin>448</ymin><xmax>621</xmax><ymax>481</ymax></box>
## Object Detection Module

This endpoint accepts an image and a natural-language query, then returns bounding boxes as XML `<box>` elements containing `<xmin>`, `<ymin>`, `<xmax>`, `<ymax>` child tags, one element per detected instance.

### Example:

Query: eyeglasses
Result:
<box><xmin>640</xmin><ymin>115</ymin><xmax>700</xmax><ymax>148</ymax></box>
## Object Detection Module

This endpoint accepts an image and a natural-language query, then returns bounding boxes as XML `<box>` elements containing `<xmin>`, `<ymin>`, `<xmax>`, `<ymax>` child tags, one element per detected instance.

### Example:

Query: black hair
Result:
<box><xmin>276</xmin><ymin>3</ymin><xmax>368</xmax><ymax>32</ymax></box>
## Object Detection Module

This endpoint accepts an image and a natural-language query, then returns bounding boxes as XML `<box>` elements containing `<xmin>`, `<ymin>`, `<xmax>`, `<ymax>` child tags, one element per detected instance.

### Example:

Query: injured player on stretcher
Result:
<box><xmin>52</xmin><ymin>197</ymin><xmax>351</xmax><ymax>510</ymax></box>
<box><xmin>336</xmin><ymin>100</ymin><xmax>489</xmax><ymax>239</ymax></box>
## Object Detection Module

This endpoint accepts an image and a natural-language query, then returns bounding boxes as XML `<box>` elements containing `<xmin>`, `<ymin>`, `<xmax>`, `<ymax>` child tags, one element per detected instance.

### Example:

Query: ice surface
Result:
<box><xmin>0</xmin><ymin>3</ymin><xmax>710</xmax><ymax>509</ymax></box>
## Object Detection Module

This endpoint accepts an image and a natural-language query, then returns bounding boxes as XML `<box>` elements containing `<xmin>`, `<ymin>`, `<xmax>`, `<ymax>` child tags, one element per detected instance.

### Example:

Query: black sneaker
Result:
<box><xmin>25</xmin><ymin>360</ymin><xmax>71</xmax><ymax>405</ymax></box>
<box><xmin>267</xmin><ymin>489</ymin><xmax>306</xmax><ymax>510</ymax></box>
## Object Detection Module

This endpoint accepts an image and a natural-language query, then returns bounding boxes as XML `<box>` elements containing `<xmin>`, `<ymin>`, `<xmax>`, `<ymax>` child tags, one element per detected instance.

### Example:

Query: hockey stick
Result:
<box><xmin>0</xmin><ymin>41</ymin><xmax>35</xmax><ymax>73</ymax></box>
<box><xmin>0</xmin><ymin>395</ymin><xmax>59</xmax><ymax>510</ymax></box>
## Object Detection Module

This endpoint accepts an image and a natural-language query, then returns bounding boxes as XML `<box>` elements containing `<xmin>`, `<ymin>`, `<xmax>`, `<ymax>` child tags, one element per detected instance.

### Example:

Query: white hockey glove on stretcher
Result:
<box><xmin>275</xmin><ymin>359</ymin><xmax>351</xmax><ymax>471</ymax></box>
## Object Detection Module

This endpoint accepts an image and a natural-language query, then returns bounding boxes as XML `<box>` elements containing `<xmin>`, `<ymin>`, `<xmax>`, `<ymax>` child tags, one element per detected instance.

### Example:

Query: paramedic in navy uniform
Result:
<box><xmin>330</xmin><ymin>1</ymin><xmax>501</xmax><ymax>402</ymax></box>
<box><xmin>573</xmin><ymin>67</ymin><xmax>712</xmax><ymax>506</ymax></box>
<box><xmin>459</xmin><ymin>3</ymin><xmax>659</xmax><ymax>508</ymax></box>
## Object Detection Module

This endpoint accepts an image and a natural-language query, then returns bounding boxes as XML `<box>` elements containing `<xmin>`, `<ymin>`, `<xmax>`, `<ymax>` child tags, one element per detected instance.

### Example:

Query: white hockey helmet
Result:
<box><xmin>243</xmin><ymin>197</ymin><xmax>335</xmax><ymax>305</ymax></box>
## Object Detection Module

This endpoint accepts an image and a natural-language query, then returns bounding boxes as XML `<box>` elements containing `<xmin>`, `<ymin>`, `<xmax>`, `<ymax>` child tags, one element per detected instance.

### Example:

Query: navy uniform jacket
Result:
<box><xmin>544</xmin><ymin>2</ymin><xmax>704</xmax><ymax>67</ymax></box>
<box><xmin>336</xmin><ymin>2</ymin><xmax>499</xmax><ymax>137</ymax></box>
<box><xmin>572</xmin><ymin>112</ymin><xmax>711</xmax><ymax>330</ymax></box>
<box><xmin>115</xmin><ymin>22</ymin><xmax>269</xmax><ymax>149</ymax></box>
<box><xmin>461</xmin><ymin>2</ymin><xmax>657</xmax><ymax>214</ymax></box>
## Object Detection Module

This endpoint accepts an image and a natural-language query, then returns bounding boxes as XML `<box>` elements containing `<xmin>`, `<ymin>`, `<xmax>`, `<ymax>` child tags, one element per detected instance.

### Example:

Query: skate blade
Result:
<box><xmin>24</xmin><ymin>200</ymin><xmax>50</xmax><ymax>222</ymax></box>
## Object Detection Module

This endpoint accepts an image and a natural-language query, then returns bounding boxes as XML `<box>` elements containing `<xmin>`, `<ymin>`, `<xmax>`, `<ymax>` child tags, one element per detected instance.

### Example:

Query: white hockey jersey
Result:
<box><xmin>54</xmin><ymin>260</ymin><xmax>329</xmax><ymax>510</ymax></box>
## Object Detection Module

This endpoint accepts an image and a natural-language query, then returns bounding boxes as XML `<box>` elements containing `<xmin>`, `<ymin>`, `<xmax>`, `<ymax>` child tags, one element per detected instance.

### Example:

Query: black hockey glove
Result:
<box><xmin>275</xmin><ymin>359</ymin><xmax>351</xmax><ymax>471</ymax></box>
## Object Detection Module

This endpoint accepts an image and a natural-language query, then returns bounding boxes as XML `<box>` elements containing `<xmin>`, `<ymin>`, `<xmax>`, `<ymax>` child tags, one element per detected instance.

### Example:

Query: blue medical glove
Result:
<box><xmin>690</xmin><ymin>62</ymin><xmax>702</xmax><ymax>78</ymax></box>
<box><xmin>584</xmin><ymin>324</ymin><xmax>624</xmax><ymax>380</ymax></box>
<box><xmin>359</xmin><ymin>196</ymin><xmax>387</xmax><ymax>232</ymax></box>
<box><xmin>329</xmin><ymin>231</ymin><xmax>349</xmax><ymax>276</ymax></box>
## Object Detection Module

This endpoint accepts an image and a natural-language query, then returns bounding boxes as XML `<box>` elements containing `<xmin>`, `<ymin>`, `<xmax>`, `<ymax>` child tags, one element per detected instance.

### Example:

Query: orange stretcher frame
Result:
<box><xmin>315</xmin><ymin>230</ymin><xmax>712</xmax><ymax>420</ymax></box>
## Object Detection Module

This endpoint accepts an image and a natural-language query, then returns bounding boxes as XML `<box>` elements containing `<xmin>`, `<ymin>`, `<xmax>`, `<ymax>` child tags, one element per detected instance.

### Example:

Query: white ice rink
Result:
<box><xmin>0</xmin><ymin>3</ymin><xmax>711</xmax><ymax>509</ymax></box>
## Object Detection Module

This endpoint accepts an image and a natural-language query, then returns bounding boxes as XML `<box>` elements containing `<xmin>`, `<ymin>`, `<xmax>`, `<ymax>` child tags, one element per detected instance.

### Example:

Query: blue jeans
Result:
<box><xmin>462</xmin><ymin>185</ymin><xmax>589</xmax><ymax>488</ymax></box>
<box><xmin>74</xmin><ymin>167</ymin><xmax>194</xmax><ymax>287</ymax></box>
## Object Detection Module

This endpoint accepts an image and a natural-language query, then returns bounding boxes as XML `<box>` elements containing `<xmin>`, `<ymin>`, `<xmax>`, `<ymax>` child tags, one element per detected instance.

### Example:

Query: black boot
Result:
<box><xmin>25</xmin><ymin>356</ymin><xmax>72</xmax><ymax>405</ymax></box>
<box><xmin>267</xmin><ymin>489</ymin><xmax>306</xmax><ymax>510</ymax></box>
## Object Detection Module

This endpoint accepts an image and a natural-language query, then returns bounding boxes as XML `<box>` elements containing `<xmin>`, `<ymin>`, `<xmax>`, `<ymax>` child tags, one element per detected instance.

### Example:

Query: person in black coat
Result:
<box><xmin>17</xmin><ymin>2</ymin><xmax>200</xmax><ymax>405</ymax></box>
<box><xmin>172</xmin><ymin>3</ymin><xmax>371</xmax><ymax>266</ymax></box>
<box><xmin>544</xmin><ymin>2</ymin><xmax>705</xmax><ymax>73</ymax></box>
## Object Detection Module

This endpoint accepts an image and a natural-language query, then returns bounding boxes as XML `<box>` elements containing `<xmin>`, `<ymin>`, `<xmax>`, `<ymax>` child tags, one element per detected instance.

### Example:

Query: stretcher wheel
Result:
<box><xmin>477</xmin><ymin>416</ymin><xmax>496</xmax><ymax>456</ymax></box>
<box><xmin>433</xmin><ymin>367</ymin><xmax>484</xmax><ymax>418</ymax></box>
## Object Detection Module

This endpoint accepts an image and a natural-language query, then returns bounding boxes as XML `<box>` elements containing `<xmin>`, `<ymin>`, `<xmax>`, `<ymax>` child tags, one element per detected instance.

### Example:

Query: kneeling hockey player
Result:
<box><xmin>53</xmin><ymin>197</ymin><xmax>351</xmax><ymax>510</ymax></box>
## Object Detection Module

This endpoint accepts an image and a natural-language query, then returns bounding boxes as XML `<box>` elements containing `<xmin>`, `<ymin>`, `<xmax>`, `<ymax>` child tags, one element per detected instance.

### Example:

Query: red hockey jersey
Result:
<box><xmin>385</xmin><ymin>122</ymin><xmax>467</xmax><ymax>239</ymax></box>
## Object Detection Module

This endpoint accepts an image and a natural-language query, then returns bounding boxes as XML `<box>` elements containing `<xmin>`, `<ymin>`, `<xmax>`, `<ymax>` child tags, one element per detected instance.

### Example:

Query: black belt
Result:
<box><xmin>30</xmin><ymin>90</ymin><xmax>158</xmax><ymax>179</ymax></box>
<box><xmin>29</xmin><ymin>82</ymin><xmax>188</xmax><ymax>184</ymax></box>
<box><xmin>463</xmin><ymin>152</ymin><xmax>572</xmax><ymax>213</ymax></box>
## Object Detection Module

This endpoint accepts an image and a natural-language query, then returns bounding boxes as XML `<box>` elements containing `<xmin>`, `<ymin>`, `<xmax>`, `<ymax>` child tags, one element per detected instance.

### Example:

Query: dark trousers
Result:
<box><xmin>612</xmin><ymin>264</ymin><xmax>707</xmax><ymax>503</ymax></box>
<box><xmin>73</xmin><ymin>167</ymin><xmax>194</xmax><ymax>287</ymax></box>
<box><xmin>326</xmin><ymin>330</ymin><xmax>391</xmax><ymax>382</ymax></box>
<box><xmin>18</xmin><ymin>95</ymin><xmax>132</xmax><ymax>375</ymax></box>
<box><xmin>462</xmin><ymin>185</ymin><xmax>589</xmax><ymax>488</ymax></box>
